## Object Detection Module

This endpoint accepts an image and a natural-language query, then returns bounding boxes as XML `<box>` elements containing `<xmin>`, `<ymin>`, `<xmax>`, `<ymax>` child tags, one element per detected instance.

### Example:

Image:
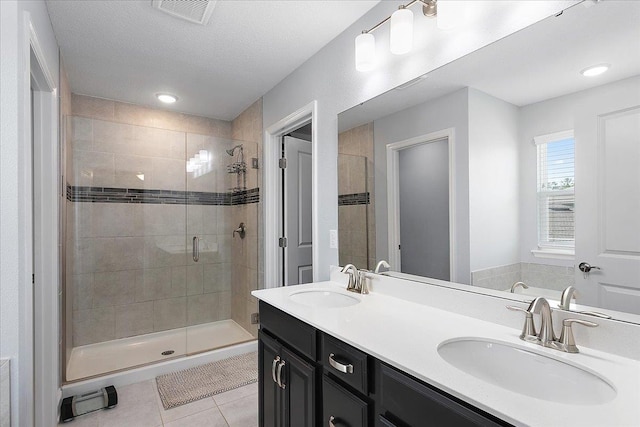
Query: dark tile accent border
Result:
<box><xmin>67</xmin><ymin>185</ymin><xmax>260</xmax><ymax>206</ymax></box>
<box><xmin>338</xmin><ymin>192</ymin><xmax>370</xmax><ymax>206</ymax></box>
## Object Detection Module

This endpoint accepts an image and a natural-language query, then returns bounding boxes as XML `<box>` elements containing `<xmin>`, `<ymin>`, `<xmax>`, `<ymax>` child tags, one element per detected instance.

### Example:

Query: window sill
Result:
<box><xmin>531</xmin><ymin>248</ymin><xmax>575</xmax><ymax>260</ymax></box>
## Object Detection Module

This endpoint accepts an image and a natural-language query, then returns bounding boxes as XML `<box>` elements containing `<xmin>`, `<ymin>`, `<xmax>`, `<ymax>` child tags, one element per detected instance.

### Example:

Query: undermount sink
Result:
<box><xmin>289</xmin><ymin>289</ymin><xmax>360</xmax><ymax>308</ymax></box>
<box><xmin>437</xmin><ymin>338</ymin><xmax>616</xmax><ymax>405</ymax></box>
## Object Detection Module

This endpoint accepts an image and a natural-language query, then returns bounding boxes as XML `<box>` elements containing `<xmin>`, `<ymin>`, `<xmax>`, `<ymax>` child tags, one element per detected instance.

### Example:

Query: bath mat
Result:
<box><xmin>156</xmin><ymin>351</ymin><xmax>258</xmax><ymax>409</ymax></box>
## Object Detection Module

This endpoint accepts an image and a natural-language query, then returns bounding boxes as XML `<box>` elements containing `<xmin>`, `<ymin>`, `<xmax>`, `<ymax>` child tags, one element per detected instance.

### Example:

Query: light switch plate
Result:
<box><xmin>329</xmin><ymin>229</ymin><xmax>338</xmax><ymax>249</ymax></box>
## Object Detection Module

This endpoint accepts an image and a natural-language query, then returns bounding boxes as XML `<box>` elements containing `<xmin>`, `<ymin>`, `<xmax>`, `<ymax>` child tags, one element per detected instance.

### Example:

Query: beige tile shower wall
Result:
<box><xmin>68</xmin><ymin>95</ymin><xmax>236</xmax><ymax>347</ymax></box>
<box><xmin>71</xmin><ymin>94</ymin><xmax>231</xmax><ymax>137</ymax></box>
<box><xmin>338</xmin><ymin>123</ymin><xmax>376</xmax><ymax>269</ymax></box>
<box><xmin>230</xmin><ymin>99</ymin><xmax>262</xmax><ymax>338</ymax></box>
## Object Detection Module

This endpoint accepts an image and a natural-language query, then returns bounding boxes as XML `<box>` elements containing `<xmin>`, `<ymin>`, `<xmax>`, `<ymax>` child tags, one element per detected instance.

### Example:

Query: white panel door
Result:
<box><xmin>284</xmin><ymin>136</ymin><xmax>313</xmax><ymax>285</ymax></box>
<box><xmin>575</xmin><ymin>105</ymin><xmax>640</xmax><ymax>314</ymax></box>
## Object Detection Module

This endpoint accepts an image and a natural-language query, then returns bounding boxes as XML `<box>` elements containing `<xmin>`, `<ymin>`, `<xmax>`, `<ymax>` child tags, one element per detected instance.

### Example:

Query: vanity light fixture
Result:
<box><xmin>355</xmin><ymin>32</ymin><xmax>376</xmax><ymax>72</ymax></box>
<box><xmin>390</xmin><ymin>6</ymin><xmax>414</xmax><ymax>55</ymax></box>
<box><xmin>156</xmin><ymin>93</ymin><xmax>178</xmax><ymax>104</ymax></box>
<box><xmin>580</xmin><ymin>64</ymin><xmax>610</xmax><ymax>77</ymax></box>
<box><xmin>355</xmin><ymin>0</ymin><xmax>447</xmax><ymax>71</ymax></box>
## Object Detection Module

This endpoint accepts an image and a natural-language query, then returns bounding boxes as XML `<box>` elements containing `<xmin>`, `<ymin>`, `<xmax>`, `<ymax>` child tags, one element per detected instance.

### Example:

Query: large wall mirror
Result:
<box><xmin>337</xmin><ymin>1</ymin><xmax>640</xmax><ymax>323</ymax></box>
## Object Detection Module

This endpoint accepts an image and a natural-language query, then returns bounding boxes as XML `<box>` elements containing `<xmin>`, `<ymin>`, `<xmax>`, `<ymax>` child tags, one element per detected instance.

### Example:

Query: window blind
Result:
<box><xmin>536</xmin><ymin>135</ymin><xmax>575</xmax><ymax>248</ymax></box>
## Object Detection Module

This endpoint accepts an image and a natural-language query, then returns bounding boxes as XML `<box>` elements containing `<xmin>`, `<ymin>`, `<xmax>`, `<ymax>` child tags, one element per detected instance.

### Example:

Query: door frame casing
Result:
<box><xmin>264</xmin><ymin>101</ymin><xmax>317</xmax><ymax>288</ymax></box>
<box><xmin>21</xmin><ymin>12</ymin><xmax>60</xmax><ymax>426</ymax></box>
<box><xmin>386</xmin><ymin>128</ymin><xmax>457</xmax><ymax>281</ymax></box>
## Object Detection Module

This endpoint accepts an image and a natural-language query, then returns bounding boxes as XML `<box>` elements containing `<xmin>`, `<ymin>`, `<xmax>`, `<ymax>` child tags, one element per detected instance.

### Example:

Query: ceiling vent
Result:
<box><xmin>152</xmin><ymin>0</ymin><xmax>217</xmax><ymax>25</ymax></box>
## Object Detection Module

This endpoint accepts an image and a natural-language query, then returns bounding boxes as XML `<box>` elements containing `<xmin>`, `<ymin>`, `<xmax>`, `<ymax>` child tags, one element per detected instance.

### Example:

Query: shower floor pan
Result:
<box><xmin>66</xmin><ymin>319</ymin><xmax>254</xmax><ymax>382</ymax></box>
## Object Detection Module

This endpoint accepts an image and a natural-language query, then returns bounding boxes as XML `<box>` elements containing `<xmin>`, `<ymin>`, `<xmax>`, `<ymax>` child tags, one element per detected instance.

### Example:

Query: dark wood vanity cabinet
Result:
<box><xmin>375</xmin><ymin>362</ymin><xmax>508</xmax><ymax>427</ymax></box>
<box><xmin>258</xmin><ymin>301</ymin><xmax>512</xmax><ymax>427</ymax></box>
<box><xmin>258</xmin><ymin>302</ymin><xmax>318</xmax><ymax>427</ymax></box>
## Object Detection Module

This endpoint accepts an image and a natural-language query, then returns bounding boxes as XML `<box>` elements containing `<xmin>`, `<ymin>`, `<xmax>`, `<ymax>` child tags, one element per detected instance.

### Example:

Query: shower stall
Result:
<box><xmin>63</xmin><ymin>112</ymin><xmax>260</xmax><ymax>382</ymax></box>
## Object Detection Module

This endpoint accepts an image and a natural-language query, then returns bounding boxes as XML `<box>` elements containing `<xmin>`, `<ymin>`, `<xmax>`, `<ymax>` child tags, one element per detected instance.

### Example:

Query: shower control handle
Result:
<box><xmin>233</xmin><ymin>222</ymin><xmax>246</xmax><ymax>239</ymax></box>
<box><xmin>192</xmin><ymin>236</ymin><xmax>199</xmax><ymax>262</ymax></box>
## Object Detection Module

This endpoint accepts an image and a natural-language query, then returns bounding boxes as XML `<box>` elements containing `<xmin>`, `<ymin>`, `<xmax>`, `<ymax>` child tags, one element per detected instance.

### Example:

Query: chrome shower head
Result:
<box><xmin>226</xmin><ymin>145</ymin><xmax>243</xmax><ymax>156</ymax></box>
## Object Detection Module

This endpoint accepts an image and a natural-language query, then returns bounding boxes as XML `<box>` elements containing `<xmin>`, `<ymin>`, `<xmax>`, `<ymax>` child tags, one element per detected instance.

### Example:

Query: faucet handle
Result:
<box><xmin>357</xmin><ymin>269</ymin><xmax>372</xmax><ymax>294</ymax></box>
<box><xmin>557</xmin><ymin>318</ymin><xmax>598</xmax><ymax>353</ymax></box>
<box><xmin>506</xmin><ymin>306</ymin><xmax>537</xmax><ymax>342</ymax></box>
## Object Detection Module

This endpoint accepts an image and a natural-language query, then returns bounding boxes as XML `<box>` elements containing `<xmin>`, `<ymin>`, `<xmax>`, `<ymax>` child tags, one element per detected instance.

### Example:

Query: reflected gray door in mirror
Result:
<box><xmin>398</xmin><ymin>139</ymin><xmax>449</xmax><ymax>280</ymax></box>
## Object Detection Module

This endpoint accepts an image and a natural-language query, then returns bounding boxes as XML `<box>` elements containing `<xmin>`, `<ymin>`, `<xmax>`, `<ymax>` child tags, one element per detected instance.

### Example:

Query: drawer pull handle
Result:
<box><xmin>329</xmin><ymin>415</ymin><xmax>337</xmax><ymax>427</ymax></box>
<box><xmin>329</xmin><ymin>353</ymin><xmax>353</xmax><ymax>374</ymax></box>
<box><xmin>271</xmin><ymin>356</ymin><xmax>280</xmax><ymax>384</ymax></box>
<box><xmin>276</xmin><ymin>360</ymin><xmax>286</xmax><ymax>389</ymax></box>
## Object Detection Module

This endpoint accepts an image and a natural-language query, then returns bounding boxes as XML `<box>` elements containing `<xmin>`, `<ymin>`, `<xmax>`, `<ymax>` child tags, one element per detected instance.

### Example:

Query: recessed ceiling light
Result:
<box><xmin>580</xmin><ymin>64</ymin><xmax>610</xmax><ymax>77</ymax></box>
<box><xmin>156</xmin><ymin>93</ymin><xmax>178</xmax><ymax>104</ymax></box>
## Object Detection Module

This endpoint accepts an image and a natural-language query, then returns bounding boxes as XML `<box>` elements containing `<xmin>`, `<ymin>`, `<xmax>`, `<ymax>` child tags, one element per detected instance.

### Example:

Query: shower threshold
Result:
<box><xmin>66</xmin><ymin>319</ymin><xmax>254</xmax><ymax>382</ymax></box>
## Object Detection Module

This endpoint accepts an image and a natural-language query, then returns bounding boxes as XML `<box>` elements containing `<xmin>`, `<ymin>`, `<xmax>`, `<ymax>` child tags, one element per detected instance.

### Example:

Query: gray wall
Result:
<box><xmin>468</xmin><ymin>88</ymin><xmax>520</xmax><ymax>272</ymax></box>
<box><xmin>0</xmin><ymin>1</ymin><xmax>60</xmax><ymax>424</ymax></box>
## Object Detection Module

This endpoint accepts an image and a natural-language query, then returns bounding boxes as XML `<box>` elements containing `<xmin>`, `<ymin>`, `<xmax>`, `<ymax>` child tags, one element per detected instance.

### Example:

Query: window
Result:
<box><xmin>535</xmin><ymin>130</ymin><xmax>575</xmax><ymax>251</ymax></box>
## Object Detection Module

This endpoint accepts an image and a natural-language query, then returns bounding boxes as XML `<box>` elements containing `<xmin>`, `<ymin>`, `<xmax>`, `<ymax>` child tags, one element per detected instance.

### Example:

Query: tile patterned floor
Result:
<box><xmin>59</xmin><ymin>380</ymin><xmax>258</xmax><ymax>427</ymax></box>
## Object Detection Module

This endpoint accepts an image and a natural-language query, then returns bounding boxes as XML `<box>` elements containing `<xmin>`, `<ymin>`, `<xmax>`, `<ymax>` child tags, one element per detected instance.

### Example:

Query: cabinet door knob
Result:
<box><xmin>276</xmin><ymin>360</ymin><xmax>286</xmax><ymax>389</ymax></box>
<box><xmin>271</xmin><ymin>356</ymin><xmax>280</xmax><ymax>384</ymax></box>
<box><xmin>329</xmin><ymin>353</ymin><xmax>354</xmax><ymax>374</ymax></box>
<box><xmin>329</xmin><ymin>415</ymin><xmax>337</xmax><ymax>427</ymax></box>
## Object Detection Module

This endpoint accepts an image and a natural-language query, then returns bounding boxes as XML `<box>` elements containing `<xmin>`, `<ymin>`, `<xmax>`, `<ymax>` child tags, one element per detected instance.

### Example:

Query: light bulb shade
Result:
<box><xmin>437</xmin><ymin>0</ymin><xmax>465</xmax><ymax>30</ymax></box>
<box><xmin>390</xmin><ymin>8</ymin><xmax>413</xmax><ymax>55</ymax></box>
<box><xmin>355</xmin><ymin>33</ymin><xmax>376</xmax><ymax>72</ymax></box>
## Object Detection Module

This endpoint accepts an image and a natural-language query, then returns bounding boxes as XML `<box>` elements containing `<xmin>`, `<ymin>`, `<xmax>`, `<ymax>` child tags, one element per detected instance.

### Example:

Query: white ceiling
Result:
<box><xmin>339</xmin><ymin>1</ymin><xmax>640</xmax><ymax>131</ymax></box>
<box><xmin>46</xmin><ymin>0</ymin><xmax>380</xmax><ymax>121</ymax></box>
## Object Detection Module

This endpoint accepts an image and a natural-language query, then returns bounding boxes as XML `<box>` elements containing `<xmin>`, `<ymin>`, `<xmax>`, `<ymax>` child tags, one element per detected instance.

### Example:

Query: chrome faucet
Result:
<box><xmin>341</xmin><ymin>264</ymin><xmax>358</xmax><ymax>292</ymax></box>
<box><xmin>558</xmin><ymin>285</ymin><xmax>612</xmax><ymax>319</ymax></box>
<box><xmin>528</xmin><ymin>297</ymin><xmax>556</xmax><ymax>347</ymax></box>
<box><xmin>559</xmin><ymin>285</ymin><xmax>577</xmax><ymax>310</ymax></box>
<box><xmin>374</xmin><ymin>260</ymin><xmax>390</xmax><ymax>274</ymax></box>
<box><xmin>507</xmin><ymin>296</ymin><xmax>598</xmax><ymax>353</ymax></box>
<box><xmin>510</xmin><ymin>281</ymin><xmax>529</xmax><ymax>293</ymax></box>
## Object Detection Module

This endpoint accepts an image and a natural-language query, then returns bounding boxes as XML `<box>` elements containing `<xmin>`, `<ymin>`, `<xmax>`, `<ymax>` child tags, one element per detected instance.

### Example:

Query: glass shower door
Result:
<box><xmin>185</xmin><ymin>134</ymin><xmax>258</xmax><ymax>356</ymax></box>
<box><xmin>64</xmin><ymin>117</ymin><xmax>189</xmax><ymax>381</ymax></box>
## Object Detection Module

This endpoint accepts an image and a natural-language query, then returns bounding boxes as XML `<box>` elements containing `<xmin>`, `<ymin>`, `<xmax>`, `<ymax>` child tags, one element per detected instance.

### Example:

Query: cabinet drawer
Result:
<box><xmin>377</xmin><ymin>362</ymin><xmax>509</xmax><ymax>427</ymax></box>
<box><xmin>321</xmin><ymin>333</ymin><xmax>368</xmax><ymax>394</ymax></box>
<box><xmin>323</xmin><ymin>376</ymin><xmax>368</xmax><ymax>427</ymax></box>
<box><xmin>259</xmin><ymin>301</ymin><xmax>317</xmax><ymax>359</ymax></box>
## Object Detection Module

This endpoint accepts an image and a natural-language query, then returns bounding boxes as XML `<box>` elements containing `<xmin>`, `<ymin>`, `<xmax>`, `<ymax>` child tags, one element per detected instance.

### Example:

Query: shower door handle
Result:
<box><xmin>192</xmin><ymin>236</ymin><xmax>199</xmax><ymax>262</ymax></box>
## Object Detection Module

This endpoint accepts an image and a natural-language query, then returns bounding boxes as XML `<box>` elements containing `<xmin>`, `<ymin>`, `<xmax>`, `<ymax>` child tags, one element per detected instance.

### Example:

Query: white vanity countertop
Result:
<box><xmin>252</xmin><ymin>281</ymin><xmax>640</xmax><ymax>427</ymax></box>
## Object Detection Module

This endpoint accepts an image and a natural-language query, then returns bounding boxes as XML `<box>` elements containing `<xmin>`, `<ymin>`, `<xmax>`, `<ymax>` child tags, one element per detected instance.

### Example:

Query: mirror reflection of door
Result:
<box><xmin>575</xmin><ymin>104</ymin><xmax>640</xmax><ymax>314</ymax></box>
<box><xmin>282</xmin><ymin>133</ymin><xmax>313</xmax><ymax>285</ymax></box>
<box><xmin>397</xmin><ymin>138</ymin><xmax>450</xmax><ymax>280</ymax></box>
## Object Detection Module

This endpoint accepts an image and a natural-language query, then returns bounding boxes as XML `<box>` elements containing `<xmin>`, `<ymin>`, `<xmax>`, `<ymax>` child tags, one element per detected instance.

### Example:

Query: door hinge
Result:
<box><xmin>251</xmin><ymin>313</ymin><xmax>259</xmax><ymax>324</ymax></box>
<box><xmin>398</xmin><ymin>245</ymin><xmax>401</xmax><ymax>250</ymax></box>
<box><xmin>32</xmin><ymin>274</ymin><xmax>35</xmax><ymax>284</ymax></box>
<box><xmin>279</xmin><ymin>158</ymin><xmax>287</xmax><ymax>169</ymax></box>
<box><xmin>279</xmin><ymin>237</ymin><xmax>288</xmax><ymax>248</ymax></box>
